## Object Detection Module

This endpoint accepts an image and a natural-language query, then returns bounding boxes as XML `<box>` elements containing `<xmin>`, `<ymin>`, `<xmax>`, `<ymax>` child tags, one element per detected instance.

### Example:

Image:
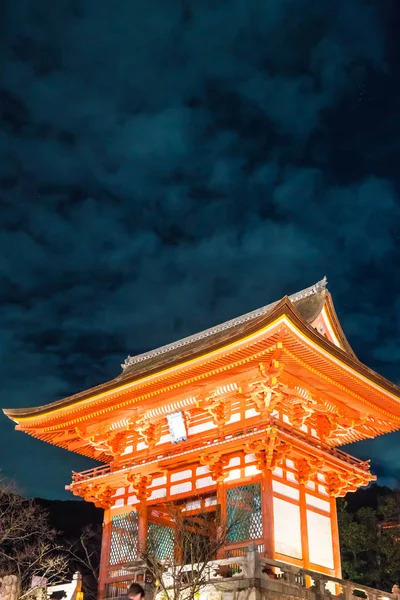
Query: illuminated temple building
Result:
<box><xmin>4</xmin><ymin>278</ymin><xmax>400</xmax><ymax>600</ymax></box>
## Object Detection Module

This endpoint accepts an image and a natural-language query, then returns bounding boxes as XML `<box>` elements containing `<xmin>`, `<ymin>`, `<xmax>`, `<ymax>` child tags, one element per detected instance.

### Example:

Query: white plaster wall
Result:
<box><xmin>273</xmin><ymin>497</ymin><xmax>302</xmax><ymax>559</ymax></box>
<box><xmin>307</xmin><ymin>510</ymin><xmax>334</xmax><ymax>569</ymax></box>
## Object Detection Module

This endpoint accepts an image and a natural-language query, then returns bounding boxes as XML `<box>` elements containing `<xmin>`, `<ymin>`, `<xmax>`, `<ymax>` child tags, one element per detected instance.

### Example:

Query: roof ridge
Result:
<box><xmin>120</xmin><ymin>277</ymin><xmax>328</xmax><ymax>372</ymax></box>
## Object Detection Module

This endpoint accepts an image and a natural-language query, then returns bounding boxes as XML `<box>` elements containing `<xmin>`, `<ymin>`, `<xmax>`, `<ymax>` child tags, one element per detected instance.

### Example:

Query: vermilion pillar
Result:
<box><xmin>216</xmin><ymin>477</ymin><xmax>227</xmax><ymax>558</ymax></box>
<box><xmin>330</xmin><ymin>496</ymin><xmax>342</xmax><ymax>578</ymax></box>
<box><xmin>98</xmin><ymin>509</ymin><xmax>112</xmax><ymax>600</ymax></box>
<box><xmin>299</xmin><ymin>483</ymin><xmax>310</xmax><ymax>570</ymax></box>
<box><xmin>138</xmin><ymin>500</ymin><xmax>148</xmax><ymax>554</ymax></box>
<box><xmin>261</xmin><ymin>469</ymin><xmax>274</xmax><ymax>557</ymax></box>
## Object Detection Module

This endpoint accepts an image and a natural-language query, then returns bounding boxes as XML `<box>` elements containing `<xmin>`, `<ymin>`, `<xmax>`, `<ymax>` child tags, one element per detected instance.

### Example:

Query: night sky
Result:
<box><xmin>2</xmin><ymin>0</ymin><xmax>400</xmax><ymax>499</ymax></box>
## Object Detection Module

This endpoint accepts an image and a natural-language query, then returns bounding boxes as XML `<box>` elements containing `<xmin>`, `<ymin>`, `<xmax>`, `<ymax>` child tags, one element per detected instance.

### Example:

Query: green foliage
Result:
<box><xmin>338</xmin><ymin>492</ymin><xmax>400</xmax><ymax>591</ymax></box>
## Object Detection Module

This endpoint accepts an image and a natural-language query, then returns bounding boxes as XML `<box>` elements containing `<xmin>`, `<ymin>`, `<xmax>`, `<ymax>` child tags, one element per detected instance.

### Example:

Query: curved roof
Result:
<box><xmin>120</xmin><ymin>277</ymin><xmax>332</xmax><ymax>378</ymax></box>
<box><xmin>3</xmin><ymin>277</ymin><xmax>361</xmax><ymax>420</ymax></box>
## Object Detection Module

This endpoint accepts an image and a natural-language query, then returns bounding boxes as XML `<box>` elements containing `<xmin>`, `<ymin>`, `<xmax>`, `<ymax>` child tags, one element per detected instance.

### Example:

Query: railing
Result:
<box><xmin>256</xmin><ymin>555</ymin><xmax>396</xmax><ymax>600</ymax></box>
<box><xmin>104</xmin><ymin>547</ymin><xmax>399</xmax><ymax>600</ymax></box>
<box><xmin>329</xmin><ymin>446</ymin><xmax>370</xmax><ymax>470</ymax></box>
<box><xmin>277</xmin><ymin>420</ymin><xmax>371</xmax><ymax>471</ymax></box>
<box><xmin>70</xmin><ymin>423</ymin><xmax>271</xmax><ymax>484</ymax></box>
<box><xmin>70</xmin><ymin>420</ymin><xmax>370</xmax><ymax>486</ymax></box>
<box><xmin>71</xmin><ymin>464</ymin><xmax>111</xmax><ymax>483</ymax></box>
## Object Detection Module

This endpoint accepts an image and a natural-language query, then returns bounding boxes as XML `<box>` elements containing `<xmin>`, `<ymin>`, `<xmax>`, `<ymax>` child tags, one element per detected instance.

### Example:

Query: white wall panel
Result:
<box><xmin>307</xmin><ymin>510</ymin><xmax>334</xmax><ymax>569</ymax></box>
<box><xmin>306</xmin><ymin>494</ymin><xmax>330</xmax><ymax>512</ymax></box>
<box><xmin>171</xmin><ymin>469</ymin><xmax>191</xmax><ymax>482</ymax></box>
<box><xmin>170</xmin><ymin>481</ymin><xmax>192</xmax><ymax>495</ymax></box>
<box><xmin>273</xmin><ymin>498</ymin><xmax>302</xmax><ymax>558</ymax></box>
<box><xmin>273</xmin><ymin>480</ymin><xmax>299</xmax><ymax>500</ymax></box>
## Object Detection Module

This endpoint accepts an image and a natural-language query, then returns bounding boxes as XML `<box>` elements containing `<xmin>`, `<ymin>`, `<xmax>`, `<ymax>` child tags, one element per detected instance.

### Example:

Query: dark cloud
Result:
<box><xmin>1</xmin><ymin>0</ymin><xmax>400</xmax><ymax>498</ymax></box>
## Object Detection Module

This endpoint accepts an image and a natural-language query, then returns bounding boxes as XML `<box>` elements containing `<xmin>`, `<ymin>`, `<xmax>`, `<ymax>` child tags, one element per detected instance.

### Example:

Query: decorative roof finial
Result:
<box><xmin>315</xmin><ymin>276</ymin><xmax>328</xmax><ymax>292</ymax></box>
<box><xmin>121</xmin><ymin>355</ymin><xmax>132</xmax><ymax>370</ymax></box>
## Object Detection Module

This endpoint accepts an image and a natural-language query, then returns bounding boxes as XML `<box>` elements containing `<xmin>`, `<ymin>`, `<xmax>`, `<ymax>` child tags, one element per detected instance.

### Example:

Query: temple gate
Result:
<box><xmin>4</xmin><ymin>279</ymin><xmax>400</xmax><ymax>600</ymax></box>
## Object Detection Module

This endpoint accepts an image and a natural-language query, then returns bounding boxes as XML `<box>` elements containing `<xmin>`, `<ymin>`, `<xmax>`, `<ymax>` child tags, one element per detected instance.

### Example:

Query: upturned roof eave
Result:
<box><xmin>323</xmin><ymin>291</ymin><xmax>357</xmax><ymax>359</ymax></box>
<box><xmin>4</xmin><ymin>289</ymin><xmax>400</xmax><ymax>423</ymax></box>
<box><xmin>3</xmin><ymin>295</ymin><xmax>297</xmax><ymax>421</ymax></box>
<box><xmin>3</xmin><ymin>279</ymin><xmax>329</xmax><ymax>421</ymax></box>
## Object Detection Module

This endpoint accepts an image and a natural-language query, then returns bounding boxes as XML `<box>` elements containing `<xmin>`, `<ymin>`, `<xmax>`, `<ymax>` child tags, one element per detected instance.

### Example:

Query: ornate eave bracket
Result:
<box><xmin>126</xmin><ymin>473</ymin><xmax>155</xmax><ymax>502</ymax></box>
<box><xmin>136</xmin><ymin>416</ymin><xmax>163</xmax><ymax>448</ymax></box>
<box><xmin>69</xmin><ymin>482</ymin><xmax>115</xmax><ymax>509</ymax></box>
<box><xmin>245</xmin><ymin>426</ymin><xmax>292</xmax><ymax>471</ymax></box>
<box><xmin>200</xmin><ymin>453</ymin><xmax>229</xmax><ymax>482</ymax></box>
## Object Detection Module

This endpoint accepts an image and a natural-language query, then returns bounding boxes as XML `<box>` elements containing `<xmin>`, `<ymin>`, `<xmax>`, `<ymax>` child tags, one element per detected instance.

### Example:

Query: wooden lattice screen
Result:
<box><xmin>148</xmin><ymin>521</ymin><xmax>175</xmax><ymax>561</ymax></box>
<box><xmin>226</xmin><ymin>482</ymin><xmax>263</xmax><ymax>543</ymax></box>
<box><xmin>109</xmin><ymin>512</ymin><xmax>139</xmax><ymax>566</ymax></box>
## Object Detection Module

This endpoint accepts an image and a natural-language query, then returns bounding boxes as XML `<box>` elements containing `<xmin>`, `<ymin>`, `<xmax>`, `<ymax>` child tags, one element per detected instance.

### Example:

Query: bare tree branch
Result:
<box><xmin>0</xmin><ymin>475</ymin><xmax>69</xmax><ymax>596</ymax></box>
<box><xmin>139</xmin><ymin>495</ymin><xmax>248</xmax><ymax>600</ymax></box>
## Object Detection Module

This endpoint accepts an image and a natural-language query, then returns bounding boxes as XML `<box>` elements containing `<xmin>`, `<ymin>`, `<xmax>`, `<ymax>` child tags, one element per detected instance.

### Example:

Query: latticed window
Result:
<box><xmin>226</xmin><ymin>483</ymin><xmax>263</xmax><ymax>543</ymax></box>
<box><xmin>109</xmin><ymin>512</ymin><xmax>139</xmax><ymax>565</ymax></box>
<box><xmin>148</xmin><ymin>522</ymin><xmax>175</xmax><ymax>561</ymax></box>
